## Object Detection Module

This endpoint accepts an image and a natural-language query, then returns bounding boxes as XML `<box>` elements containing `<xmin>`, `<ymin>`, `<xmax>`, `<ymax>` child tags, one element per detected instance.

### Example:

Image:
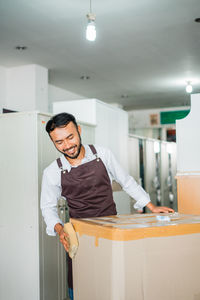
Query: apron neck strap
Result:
<box><xmin>57</xmin><ymin>158</ymin><xmax>63</xmax><ymax>170</ymax></box>
<box><xmin>89</xmin><ymin>144</ymin><xmax>97</xmax><ymax>155</ymax></box>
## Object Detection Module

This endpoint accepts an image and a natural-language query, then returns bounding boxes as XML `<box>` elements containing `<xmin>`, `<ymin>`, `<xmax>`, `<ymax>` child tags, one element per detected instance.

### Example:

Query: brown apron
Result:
<box><xmin>57</xmin><ymin>144</ymin><xmax>117</xmax><ymax>288</ymax></box>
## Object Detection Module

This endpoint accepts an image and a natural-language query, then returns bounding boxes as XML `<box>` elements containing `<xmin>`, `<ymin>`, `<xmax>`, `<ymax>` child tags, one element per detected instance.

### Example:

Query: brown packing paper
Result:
<box><xmin>63</xmin><ymin>222</ymin><xmax>79</xmax><ymax>259</ymax></box>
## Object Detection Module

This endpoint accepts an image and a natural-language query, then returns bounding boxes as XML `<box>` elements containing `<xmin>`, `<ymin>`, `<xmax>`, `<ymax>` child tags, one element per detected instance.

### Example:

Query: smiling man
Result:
<box><xmin>40</xmin><ymin>112</ymin><xmax>174</xmax><ymax>300</ymax></box>
<box><xmin>51</xmin><ymin>121</ymin><xmax>83</xmax><ymax>160</ymax></box>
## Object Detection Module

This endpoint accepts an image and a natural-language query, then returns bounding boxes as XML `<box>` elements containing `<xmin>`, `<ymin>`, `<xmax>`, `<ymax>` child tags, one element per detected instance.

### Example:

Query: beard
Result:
<box><xmin>58</xmin><ymin>133</ymin><xmax>82</xmax><ymax>159</ymax></box>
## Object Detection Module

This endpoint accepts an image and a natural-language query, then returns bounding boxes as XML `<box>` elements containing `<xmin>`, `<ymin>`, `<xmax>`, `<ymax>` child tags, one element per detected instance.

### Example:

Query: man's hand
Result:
<box><xmin>54</xmin><ymin>223</ymin><xmax>69</xmax><ymax>252</ymax></box>
<box><xmin>146</xmin><ymin>202</ymin><xmax>174</xmax><ymax>213</ymax></box>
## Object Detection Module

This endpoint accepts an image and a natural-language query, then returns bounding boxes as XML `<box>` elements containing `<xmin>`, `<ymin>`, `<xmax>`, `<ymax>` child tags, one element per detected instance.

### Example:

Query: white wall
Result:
<box><xmin>0</xmin><ymin>64</ymin><xmax>86</xmax><ymax>114</ymax></box>
<box><xmin>128</xmin><ymin>106</ymin><xmax>190</xmax><ymax>140</ymax></box>
<box><xmin>48</xmin><ymin>85</ymin><xmax>85</xmax><ymax>112</ymax></box>
<box><xmin>6</xmin><ymin>65</ymin><xmax>35</xmax><ymax>111</ymax></box>
<box><xmin>96</xmin><ymin>100</ymin><xmax>128</xmax><ymax>170</ymax></box>
<box><xmin>128</xmin><ymin>107</ymin><xmax>190</xmax><ymax>130</ymax></box>
<box><xmin>6</xmin><ymin>65</ymin><xmax>48</xmax><ymax>112</ymax></box>
<box><xmin>0</xmin><ymin>66</ymin><xmax>6</xmax><ymax>113</ymax></box>
<box><xmin>35</xmin><ymin>66</ymin><xmax>48</xmax><ymax>112</ymax></box>
<box><xmin>176</xmin><ymin>93</ymin><xmax>200</xmax><ymax>173</ymax></box>
<box><xmin>53</xmin><ymin>98</ymin><xmax>96</xmax><ymax>125</ymax></box>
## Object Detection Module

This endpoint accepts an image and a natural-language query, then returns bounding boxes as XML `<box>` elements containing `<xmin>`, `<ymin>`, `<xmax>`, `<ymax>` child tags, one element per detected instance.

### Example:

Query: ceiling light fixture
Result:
<box><xmin>80</xmin><ymin>75</ymin><xmax>90</xmax><ymax>80</ymax></box>
<box><xmin>121</xmin><ymin>94</ymin><xmax>129</xmax><ymax>98</ymax></box>
<box><xmin>194</xmin><ymin>18</ymin><xmax>200</xmax><ymax>23</ymax></box>
<box><xmin>86</xmin><ymin>0</ymin><xmax>96</xmax><ymax>42</ymax></box>
<box><xmin>185</xmin><ymin>81</ymin><xmax>193</xmax><ymax>93</ymax></box>
<box><xmin>15</xmin><ymin>46</ymin><xmax>27</xmax><ymax>51</ymax></box>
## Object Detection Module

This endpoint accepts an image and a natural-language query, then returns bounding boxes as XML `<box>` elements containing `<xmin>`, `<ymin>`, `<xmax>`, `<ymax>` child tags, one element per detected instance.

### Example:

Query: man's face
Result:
<box><xmin>50</xmin><ymin>122</ymin><xmax>82</xmax><ymax>159</ymax></box>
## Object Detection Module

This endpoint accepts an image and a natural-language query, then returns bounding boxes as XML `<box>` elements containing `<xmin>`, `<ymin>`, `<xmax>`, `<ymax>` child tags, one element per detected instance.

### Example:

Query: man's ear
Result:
<box><xmin>77</xmin><ymin>125</ymin><xmax>81</xmax><ymax>135</ymax></box>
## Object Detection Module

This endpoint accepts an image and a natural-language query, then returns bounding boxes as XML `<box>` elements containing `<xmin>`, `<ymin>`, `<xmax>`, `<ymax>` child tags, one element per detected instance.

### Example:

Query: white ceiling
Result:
<box><xmin>0</xmin><ymin>0</ymin><xmax>200</xmax><ymax>110</ymax></box>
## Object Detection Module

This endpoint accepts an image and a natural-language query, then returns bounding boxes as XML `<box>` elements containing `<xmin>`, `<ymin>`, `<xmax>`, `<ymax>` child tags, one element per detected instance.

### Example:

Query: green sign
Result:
<box><xmin>160</xmin><ymin>110</ymin><xmax>190</xmax><ymax>124</ymax></box>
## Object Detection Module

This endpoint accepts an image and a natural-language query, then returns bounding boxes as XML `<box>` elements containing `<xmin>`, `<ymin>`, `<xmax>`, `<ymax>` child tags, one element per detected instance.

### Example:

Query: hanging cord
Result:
<box><xmin>90</xmin><ymin>0</ymin><xmax>92</xmax><ymax>13</ymax></box>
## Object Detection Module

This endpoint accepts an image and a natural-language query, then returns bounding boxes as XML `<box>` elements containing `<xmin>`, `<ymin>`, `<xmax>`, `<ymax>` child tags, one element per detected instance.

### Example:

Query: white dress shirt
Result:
<box><xmin>40</xmin><ymin>144</ymin><xmax>150</xmax><ymax>236</ymax></box>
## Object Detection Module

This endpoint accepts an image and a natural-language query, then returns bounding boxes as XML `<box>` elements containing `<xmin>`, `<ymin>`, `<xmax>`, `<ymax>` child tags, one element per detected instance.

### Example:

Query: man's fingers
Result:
<box><xmin>60</xmin><ymin>235</ymin><xmax>69</xmax><ymax>244</ymax></box>
<box><xmin>163</xmin><ymin>206</ymin><xmax>174</xmax><ymax>213</ymax></box>
<box><xmin>63</xmin><ymin>241</ymin><xmax>69</xmax><ymax>252</ymax></box>
<box><xmin>59</xmin><ymin>231</ymin><xmax>68</xmax><ymax>241</ymax></box>
<box><xmin>60</xmin><ymin>232</ymin><xmax>70</xmax><ymax>248</ymax></box>
<box><xmin>61</xmin><ymin>231</ymin><xmax>69</xmax><ymax>238</ymax></box>
<box><xmin>56</xmin><ymin>226</ymin><xmax>70</xmax><ymax>252</ymax></box>
<box><xmin>159</xmin><ymin>206</ymin><xmax>175</xmax><ymax>213</ymax></box>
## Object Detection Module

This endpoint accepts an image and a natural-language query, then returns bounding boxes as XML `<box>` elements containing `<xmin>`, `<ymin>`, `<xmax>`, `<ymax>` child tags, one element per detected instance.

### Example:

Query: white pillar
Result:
<box><xmin>5</xmin><ymin>64</ymin><xmax>48</xmax><ymax>112</ymax></box>
<box><xmin>0</xmin><ymin>66</ymin><xmax>7</xmax><ymax>112</ymax></box>
<box><xmin>176</xmin><ymin>93</ymin><xmax>200</xmax><ymax>173</ymax></box>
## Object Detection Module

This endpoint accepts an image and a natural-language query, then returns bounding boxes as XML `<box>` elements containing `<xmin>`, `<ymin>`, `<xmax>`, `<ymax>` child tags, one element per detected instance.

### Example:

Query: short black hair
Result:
<box><xmin>46</xmin><ymin>112</ymin><xmax>78</xmax><ymax>134</ymax></box>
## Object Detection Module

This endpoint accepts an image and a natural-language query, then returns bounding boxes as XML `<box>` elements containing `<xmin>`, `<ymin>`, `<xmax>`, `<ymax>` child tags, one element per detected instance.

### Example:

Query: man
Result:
<box><xmin>41</xmin><ymin>112</ymin><xmax>174</xmax><ymax>300</ymax></box>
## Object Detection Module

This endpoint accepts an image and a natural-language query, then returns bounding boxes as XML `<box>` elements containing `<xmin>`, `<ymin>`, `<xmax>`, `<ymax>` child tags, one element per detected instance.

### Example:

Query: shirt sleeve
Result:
<box><xmin>40</xmin><ymin>169</ymin><xmax>63</xmax><ymax>236</ymax></box>
<box><xmin>104</xmin><ymin>148</ymin><xmax>151</xmax><ymax>210</ymax></box>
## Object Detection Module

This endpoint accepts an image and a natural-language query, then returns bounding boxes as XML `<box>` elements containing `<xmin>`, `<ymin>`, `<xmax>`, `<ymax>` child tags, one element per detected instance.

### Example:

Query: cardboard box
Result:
<box><xmin>71</xmin><ymin>214</ymin><xmax>200</xmax><ymax>300</ymax></box>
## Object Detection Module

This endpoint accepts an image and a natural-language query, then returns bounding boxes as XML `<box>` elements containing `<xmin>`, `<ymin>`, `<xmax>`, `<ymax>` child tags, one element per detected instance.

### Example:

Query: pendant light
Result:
<box><xmin>86</xmin><ymin>0</ymin><xmax>96</xmax><ymax>41</ymax></box>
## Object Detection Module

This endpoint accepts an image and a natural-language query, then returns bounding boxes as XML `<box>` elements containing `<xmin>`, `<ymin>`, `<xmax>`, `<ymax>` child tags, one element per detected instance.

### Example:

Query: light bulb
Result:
<box><xmin>86</xmin><ymin>20</ymin><xmax>96</xmax><ymax>41</ymax></box>
<box><xmin>186</xmin><ymin>82</ymin><xmax>193</xmax><ymax>93</ymax></box>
